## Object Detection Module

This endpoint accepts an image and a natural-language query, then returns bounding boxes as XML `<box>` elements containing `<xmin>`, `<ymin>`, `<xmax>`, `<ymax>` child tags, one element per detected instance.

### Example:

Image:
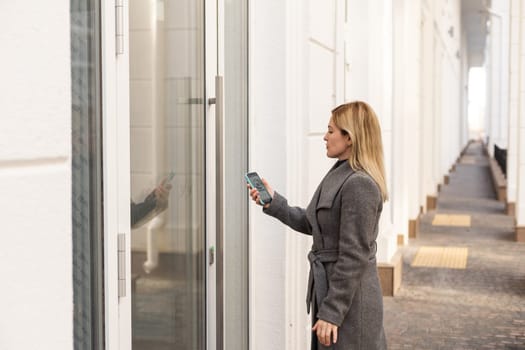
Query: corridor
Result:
<box><xmin>384</xmin><ymin>142</ymin><xmax>525</xmax><ymax>349</ymax></box>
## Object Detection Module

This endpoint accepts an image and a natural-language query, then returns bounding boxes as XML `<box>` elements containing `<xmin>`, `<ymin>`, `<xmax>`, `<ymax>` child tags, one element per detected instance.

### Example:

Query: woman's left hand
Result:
<box><xmin>312</xmin><ymin>319</ymin><xmax>338</xmax><ymax>346</ymax></box>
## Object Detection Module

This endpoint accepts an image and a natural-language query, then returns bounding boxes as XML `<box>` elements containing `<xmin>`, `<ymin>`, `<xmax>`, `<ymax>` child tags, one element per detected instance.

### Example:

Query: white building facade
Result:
<box><xmin>484</xmin><ymin>0</ymin><xmax>525</xmax><ymax>241</ymax></box>
<box><xmin>3</xmin><ymin>0</ymin><xmax>515</xmax><ymax>350</ymax></box>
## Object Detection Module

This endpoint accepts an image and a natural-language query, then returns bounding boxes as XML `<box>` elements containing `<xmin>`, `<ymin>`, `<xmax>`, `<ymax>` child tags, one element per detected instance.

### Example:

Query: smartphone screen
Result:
<box><xmin>245</xmin><ymin>172</ymin><xmax>272</xmax><ymax>204</ymax></box>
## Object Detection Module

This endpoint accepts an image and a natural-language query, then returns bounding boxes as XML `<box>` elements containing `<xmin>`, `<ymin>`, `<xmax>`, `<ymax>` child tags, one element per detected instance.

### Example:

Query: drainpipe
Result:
<box><xmin>143</xmin><ymin>214</ymin><xmax>165</xmax><ymax>273</ymax></box>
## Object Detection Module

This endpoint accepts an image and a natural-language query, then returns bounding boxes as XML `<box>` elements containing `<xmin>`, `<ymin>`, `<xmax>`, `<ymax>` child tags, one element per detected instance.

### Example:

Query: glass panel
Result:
<box><xmin>70</xmin><ymin>0</ymin><xmax>105</xmax><ymax>349</ymax></box>
<box><xmin>128</xmin><ymin>0</ymin><xmax>205</xmax><ymax>349</ymax></box>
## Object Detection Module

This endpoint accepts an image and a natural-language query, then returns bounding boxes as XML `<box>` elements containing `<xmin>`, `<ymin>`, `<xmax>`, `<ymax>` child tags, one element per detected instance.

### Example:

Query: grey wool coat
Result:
<box><xmin>263</xmin><ymin>161</ymin><xmax>387</xmax><ymax>350</ymax></box>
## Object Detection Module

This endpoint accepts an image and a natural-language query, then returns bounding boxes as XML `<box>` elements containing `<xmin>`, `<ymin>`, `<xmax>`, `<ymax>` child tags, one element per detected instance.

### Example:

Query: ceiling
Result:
<box><xmin>462</xmin><ymin>0</ymin><xmax>491</xmax><ymax>66</ymax></box>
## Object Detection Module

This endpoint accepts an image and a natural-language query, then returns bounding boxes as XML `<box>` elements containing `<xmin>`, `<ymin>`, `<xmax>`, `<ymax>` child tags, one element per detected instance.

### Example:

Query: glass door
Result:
<box><xmin>128</xmin><ymin>0</ymin><xmax>206</xmax><ymax>349</ymax></box>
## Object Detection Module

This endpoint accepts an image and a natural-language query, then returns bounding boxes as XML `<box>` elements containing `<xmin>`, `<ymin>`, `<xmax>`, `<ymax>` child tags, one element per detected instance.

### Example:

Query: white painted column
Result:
<box><xmin>507</xmin><ymin>0</ymin><xmax>520</xmax><ymax>211</ymax></box>
<box><xmin>421</xmin><ymin>3</ymin><xmax>437</xmax><ymax>204</ymax></box>
<box><xmin>433</xmin><ymin>38</ymin><xmax>444</xmax><ymax>185</ymax></box>
<box><xmin>487</xmin><ymin>1</ymin><xmax>511</xmax><ymax>153</ymax></box>
<box><xmin>391</xmin><ymin>0</ymin><xmax>409</xmax><ymax>247</ymax></box>
<box><xmin>460</xmin><ymin>28</ymin><xmax>470</xmax><ymax>147</ymax></box>
<box><xmin>406</xmin><ymin>0</ymin><xmax>422</xmax><ymax>220</ymax></box>
<box><xmin>498</xmin><ymin>1</ymin><xmax>511</xmax><ymax>150</ymax></box>
<box><xmin>439</xmin><ymin>0</ymin><xmax>462</xmax><ymax>175</ymax></box>
<box><xmin>487</xmin><ymin>28</ymin><xmax>497</xmax><ymax>155</ymax></box>
<box><xmin>486</xmin><ymin>21</ymin><xmax>501</xmax><ymax>156</ymax></box>
<box><xmin>374</xmin><ymin>0</ymin><xmax>396</xmax><ymax>263</ymax></box>
<box><xmin>517</xmin><ymin>2</ymin><xmax>525</xmax><ymax>232</ymax></box>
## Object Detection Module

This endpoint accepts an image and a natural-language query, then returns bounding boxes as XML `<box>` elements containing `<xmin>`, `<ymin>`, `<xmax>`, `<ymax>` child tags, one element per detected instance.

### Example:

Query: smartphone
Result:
<box><xmin>245</xmin><ymin>172</ymin><xmax>273</xmax><ymax>205</ymax></box>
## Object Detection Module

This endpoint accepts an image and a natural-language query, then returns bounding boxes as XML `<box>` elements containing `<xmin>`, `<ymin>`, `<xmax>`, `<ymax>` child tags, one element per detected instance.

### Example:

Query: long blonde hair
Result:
<box><xmin>331</xmin><ymin>101</ymin><xmax>389</xmax><ymax>202</ymax></box>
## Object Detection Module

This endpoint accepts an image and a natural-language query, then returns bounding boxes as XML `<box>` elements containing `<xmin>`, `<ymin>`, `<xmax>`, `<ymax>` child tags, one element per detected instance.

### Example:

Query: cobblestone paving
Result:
<box><xmin>384</xmin><ymin>142</ymin><xmax>525</xmax><ymax>349</ymax></box>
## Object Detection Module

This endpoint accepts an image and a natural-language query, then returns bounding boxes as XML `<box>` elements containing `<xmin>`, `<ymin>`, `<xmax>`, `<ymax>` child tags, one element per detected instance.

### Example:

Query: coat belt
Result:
<box><xmin>306</xmin><ymin>249</ymin><xmax>339</xmax><ymax>314</ymax></box>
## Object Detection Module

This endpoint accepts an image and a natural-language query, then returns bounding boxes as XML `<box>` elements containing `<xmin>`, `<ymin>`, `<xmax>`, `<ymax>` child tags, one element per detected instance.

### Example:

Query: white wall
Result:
<box><xmin>0</xmin><ymin>2</ymin><xmax>72</xmax><ymax>349</ymax></box>
<box><xmin>385</xmin><ymin>0</ymin><xmax>465</xmax><ymax>246</ymax></box>
<box><xmin>392</xmin><ymin>0</ymin><xmax>421</xmax><ymax>245</ymax></box>
<box><xmin>249</xmin><ymin>0</ymin><xmax>468</xmax><ymax>349</ymax></box>
<box><xmin>436</xmin><ymin>0</ymin><xmax>463</xmax><ymax>174</ymax></box>
<box><xmin>249</xmin><ymin>0</ymin><xmax>350</xmax><ymax>348</ymax></box>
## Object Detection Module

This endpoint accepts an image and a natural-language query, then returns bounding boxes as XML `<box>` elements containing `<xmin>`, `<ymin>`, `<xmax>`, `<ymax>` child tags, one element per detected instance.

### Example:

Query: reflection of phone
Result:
<box><xmin>145</xmin><ymin>172</ymin><xmax>175</xmax><ymax>202</ymax></box>
<box><xmin>245</xmin><ymin>172</ymin><xmax>272</xmax><ymax>205</ymax></box>
<box><xmin>162</xmin><ymin>171</ymin><xmax>175</xmax><ymax>191</ymax></box>
<box><xmin>166</xmin><ymin>171</ymin><xmax>175</xmax><ymax>183</ymax></box>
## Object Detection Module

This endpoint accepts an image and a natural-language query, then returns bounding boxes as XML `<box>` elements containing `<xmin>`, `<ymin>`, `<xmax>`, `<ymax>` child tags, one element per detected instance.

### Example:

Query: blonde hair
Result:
<box><xmin>331</xmin><ymin>101</ymin><xmax>389</xmax><ymax>202</ymax></box>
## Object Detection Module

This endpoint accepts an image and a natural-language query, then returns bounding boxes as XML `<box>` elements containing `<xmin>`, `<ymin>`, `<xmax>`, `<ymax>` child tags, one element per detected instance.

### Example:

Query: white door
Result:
<box><xmin>102</xmin><ymin>0</ymin><xmax>223</xmax><ymax>348</ymax></box>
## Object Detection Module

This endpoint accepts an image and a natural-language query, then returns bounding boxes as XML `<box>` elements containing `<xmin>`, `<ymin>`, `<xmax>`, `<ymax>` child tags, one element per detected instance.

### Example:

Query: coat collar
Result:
<box><xmin>316</xmin><ymin>160</ymin><xmax>354</xmax><ymax>209</ymax></box>
<box><xmin>306</xmin><ymin>161</ymin><xmax>355</xmax><ymax>247</ymax></box>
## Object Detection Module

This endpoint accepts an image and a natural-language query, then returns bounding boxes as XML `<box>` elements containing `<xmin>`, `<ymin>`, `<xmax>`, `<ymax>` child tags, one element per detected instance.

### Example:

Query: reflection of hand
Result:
<box><xmin>247</xmin><ymin>178</ymin><xmax>274</xmax><ymax>209</ymax></box>
<box><xmin>312</xmin><ymin>319</ymin><xmax>338</xmax><ymax>346</ymax></box>
<box><xmin>154</xmin><ymin>178</ymin><xmax>173</xmax><ymax>208</ymax></box>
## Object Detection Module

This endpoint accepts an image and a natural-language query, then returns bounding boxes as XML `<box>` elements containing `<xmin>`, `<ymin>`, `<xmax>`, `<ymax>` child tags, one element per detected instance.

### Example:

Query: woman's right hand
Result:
<box><xmin>247</xmin><ymin>178</ymin><xmax>274</xmax><ymax>209</ymax></box>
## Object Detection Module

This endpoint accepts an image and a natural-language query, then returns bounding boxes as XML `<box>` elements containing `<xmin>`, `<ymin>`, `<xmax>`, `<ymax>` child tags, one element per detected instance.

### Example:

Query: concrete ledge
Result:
<box><xmin>427</xmin><ymin>195</ymin><xmax>437</xmax><ymax>211</ymax></box>
<box><xmin>378</xmin><ymin>251</ymin><xmax>403</xmax><ymax>297</ymax></box>
<box><xmin>461</xmin><ymin>140</ymin><xmax>473</xmax><ymax>157</ymax></box>
<box><xmin>481</xmin><ymin>141</ymin><xmax>489</xmax><ymax>156</ymax></box>
<box><xmin>506</xmin><ymin>202</ymin><xmax>515</xmax><ymax>217</ymax></box>
<box><xmin>408</xmin><ymin>218</ymin><xmax>419</xmax><ymax>239</ymax></box>
<box><xmin>488</xmin><ymin>155</ymin><xmax>507</xmax><ymax>203</ymax></box>
<box><xmin>516</xmin><ymin>226</ymin><xmax>525</xmax><ymax>242</ymax></box>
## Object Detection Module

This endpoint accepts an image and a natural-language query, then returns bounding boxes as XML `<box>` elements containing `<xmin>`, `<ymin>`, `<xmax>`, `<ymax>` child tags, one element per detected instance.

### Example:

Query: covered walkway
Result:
<box><xmin>384</xmin><ymin>142</ymin><xmax>525</xmax><ymax>349</ymax></box>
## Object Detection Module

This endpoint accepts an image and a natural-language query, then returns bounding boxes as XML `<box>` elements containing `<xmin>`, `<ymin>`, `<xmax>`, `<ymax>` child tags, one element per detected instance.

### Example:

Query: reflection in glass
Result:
<box><xmin>129</xmin><ymin>1</ymin><xmax>205</xmax><ymax>349</ymax></box>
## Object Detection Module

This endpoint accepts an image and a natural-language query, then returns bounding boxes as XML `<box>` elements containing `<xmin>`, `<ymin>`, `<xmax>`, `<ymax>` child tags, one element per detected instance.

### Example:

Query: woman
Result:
<box><xmin>248</xmin><ymin>101</ymin><xmax>388</xmax><ymax>349</ymax></box>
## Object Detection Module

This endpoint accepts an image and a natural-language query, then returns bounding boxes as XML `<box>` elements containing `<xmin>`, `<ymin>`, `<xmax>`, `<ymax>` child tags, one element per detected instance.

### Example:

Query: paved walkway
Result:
<box><xmin>384</xmin><ymin>141</ymin><xmax>525</xmax><ymax>349</ymax></box>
